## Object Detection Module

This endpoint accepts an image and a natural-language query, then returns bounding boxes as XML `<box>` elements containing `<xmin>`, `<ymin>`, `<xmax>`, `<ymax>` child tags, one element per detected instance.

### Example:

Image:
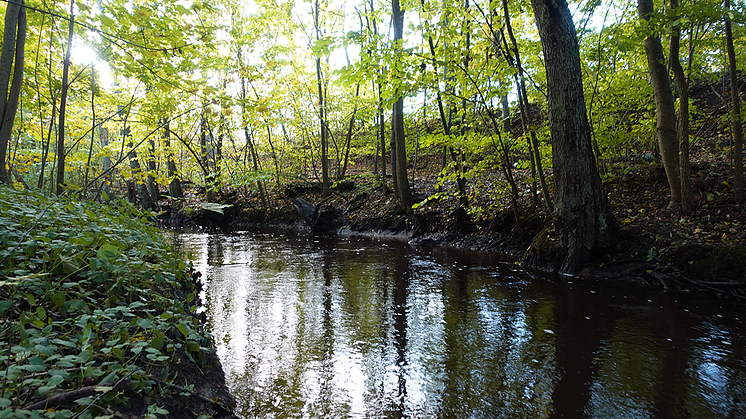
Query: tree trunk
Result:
<box><xmin>378</xmin><ymin>90</ymin><xmax>387</xmax><ymax>188</ymax></box>
<box><xmin>0</xmin><ymin>0</ymin><xmax>25</xmax><ymax>185</ymax></box>
<box><xmin>100</xmin><ymin>126</ymin><xmax>112</xmax><ymax>200</ymax></box>
<box><xmin>313</xmin><ymin>0</ymin><xmax>329</xmax><ymax>196</ymax></box>
<box><xmin>146</xmin><ymin>138</ymin><xmax>159</xmax><ymax>202</ymax></box>
<box><xmin>392</xmin><ymin>0</ymin><xmax>412</xmax><ymax>208</ymax></box>
<box><xmin>725</xmin><ymin>0</ymin><xmax>744</xmax><ymax>204</ymax></box>
<box><xmin>455</xmin><ymin>0</ymin><xmax>471</xmax><ymax>223</ymax></box>
<box><xmin>83</xmin><ymin>65</ymin><xmax>96</xmax><ymax>198</ymax></box>
<box><xmin>125</xmin><ymin>127</ymin><xmax>153</xmax><ymax>210</ymax></box>
<box><xmin>38</xmin><ymin>103</ymin><xmax>55</xmax><ymax>189</ymax></box>
<box><xmin>420</xmin><ymin>0</ymin><xmax>468</xmax><ymax>217</ymax></box>
<box><xmin>501</xmin><ymin>93</ymin><xmax>510</xmax><ymax>133</ymax></box>
<box><xmin>55</xmin><ymin>0</ymin><xmax>74</xmax><ymax>195</ymax></box>
<box><xmin>502</xmin><ymin>0</ymin><xmax>553</xmax><ymax>213</ymax></box>
<box><xmin>390</xmin><ymin>112</ymin><xmax>398</xmax><ymax>195</ymax></box>
<box><xmin>530</xmin><ymin>0</ymin><xmax>617</xmax><ymax>274</ymax></box>
<box><xmin>339</xmin><ymin>99</ymin><xmax>358</xmax><ymax>180</ymax></box>
<box><xmin>638</xmin><ymin>0</ymin><xmax>681</xmax><ymax>207</ymax></box>
<box><xmin>162</xmin><ymin>120</ymin><xmax>183</xmax><ymax>200</ymax></box>
<box><xmin>200</xmin><ymin>111</ymin><xmax>217</xmax><ymax>201</ymax></box>
<box><xmin>339</xmin><ymin>41</ymin><xmax>361</xmax><ymax>181</ymax></box>
<box><xmin>669</xmin><ymin>0</ymin><xmax>694</xmax><ymax>213</ymax></box>
<box><xmin>367</xmin><ymin>1</ymin><xmax>386</xmax><ymax>190</ymax></box>
<box><xmin>239</xmin><ymin>77</ymin><xmax>266</xmax><ymax>210</ymax></box>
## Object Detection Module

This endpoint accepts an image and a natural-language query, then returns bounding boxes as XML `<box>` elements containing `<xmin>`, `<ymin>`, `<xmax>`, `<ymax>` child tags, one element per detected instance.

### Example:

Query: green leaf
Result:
<box><xmin>137</xmin><ymin>318</ymin><xmax>153</xmax><ymax>329</ymax></box>
<box><xmin>97</xmin><ymin>243</ymin><xmax>120</xmax><ymax>259</ymax></box>
<box><xmin>177</xmin><ymin>323</ymin><xmax>189</xmax><ymax>337</ymax></box>
<box><xmin>39</xmin><ymin>374</ymin><xmax>66</xmax><ymax>394</ymax></box>
<box><xmin>150</xmin><ymin>334</ymin><xmax>164</xmax><ymax>350</ymax></box>
<box><xmin>99</xmin><ymin>14</ymin><xmax>115</xmax><ymax>27</ymax></box>
<box><xmin>0</xmin><ymin>300</ymin><xmax>11</xmax><ymax>315</ymax></box>
<box><xmin>51</xmin><ymin>292</ymin><xmax>66</xmax><ymax>309</ymax></box>
<box><xmin>100</xmin><ymin>371</ymin><xmax>118</xmax><ymax>384</ymax></box>
<box><xmin>311</xmin><ymin>37</ymin><xmax>335</xmax><ymax>57</ymax></box>
<box><xmin>186</xmin><ymin>341</ymin><xmax>200</xmax><ymax>353</ymax></box>
<box><xmin>112</xmin><ymin>347</ymin><xmax>124</xmax><ymax>362</ymax></box>
<box><xmin>52</xmin><ymin>338</ymin><xmax>77</xmax><ymax>348</ymax></box>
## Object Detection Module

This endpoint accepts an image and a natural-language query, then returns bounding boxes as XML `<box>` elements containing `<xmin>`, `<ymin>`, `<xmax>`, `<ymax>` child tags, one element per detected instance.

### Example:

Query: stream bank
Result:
<box><xmin>0</xmin><ymin>187</ymin><xmax>237</xmax><ymax>418</ymax></box>
<box><xmin>163</xmin><ymin>162</ymin><xmax>746</xmax><ymax>298</ymax></box>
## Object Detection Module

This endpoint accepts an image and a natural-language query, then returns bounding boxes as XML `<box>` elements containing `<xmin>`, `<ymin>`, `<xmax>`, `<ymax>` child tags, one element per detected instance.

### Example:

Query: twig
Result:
<box><xmin>23</xmin><ymin>375</ymin><xmax>131</xmax><ymax>411</ymax></box>
<box><xmin>678</xmin><ymin>275</ymin><xmax>746</xmax><ymax>298</ymax></box>
<box><xmin>70</xmin><ymin>372</ymin><xmax>135</xmax><ymax>419</ymax></box>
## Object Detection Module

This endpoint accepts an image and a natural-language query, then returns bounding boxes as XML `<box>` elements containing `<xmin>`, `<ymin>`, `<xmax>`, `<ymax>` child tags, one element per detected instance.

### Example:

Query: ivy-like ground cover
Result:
<box><xmin>0</xmin><ymin>187</ymin><xmax>235</xmax><ymax>418</ymax></box>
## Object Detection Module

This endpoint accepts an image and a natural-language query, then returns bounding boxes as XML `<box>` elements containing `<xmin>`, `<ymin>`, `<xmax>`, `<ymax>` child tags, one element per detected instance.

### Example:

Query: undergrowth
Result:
<box><xmin>0</xmin><ymin>186</ymin><xmax>215</xmax><ymax>418</ymax></box>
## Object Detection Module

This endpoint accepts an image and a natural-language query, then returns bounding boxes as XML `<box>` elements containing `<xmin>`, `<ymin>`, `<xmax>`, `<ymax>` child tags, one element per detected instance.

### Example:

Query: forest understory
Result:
<box><xmin>149</xmin><ymin>75</ymin><xmax>746</xmax><ymax>298</ymax></box>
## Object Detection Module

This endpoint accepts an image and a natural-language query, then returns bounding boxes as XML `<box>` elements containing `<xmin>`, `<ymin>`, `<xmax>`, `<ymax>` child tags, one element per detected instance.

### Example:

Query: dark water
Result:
<box><xmin>176</xmin><ymin>231</ymin><xmax>746</xmax><ymax>418</ymax></box>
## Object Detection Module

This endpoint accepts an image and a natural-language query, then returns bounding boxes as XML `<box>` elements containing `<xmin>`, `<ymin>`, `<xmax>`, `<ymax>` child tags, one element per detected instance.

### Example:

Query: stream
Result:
<box><xmin>176</xmin><ymin>230</ymin><xmax>746</xmax><ymax>418</ymax></box>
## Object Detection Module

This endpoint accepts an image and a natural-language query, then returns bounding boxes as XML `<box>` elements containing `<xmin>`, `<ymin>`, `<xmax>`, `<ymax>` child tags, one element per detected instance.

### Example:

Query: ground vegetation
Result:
<box><xmin>0</xmin><ymin>186</ymin><xmax>237</xmax><ymax>418</ymax></box>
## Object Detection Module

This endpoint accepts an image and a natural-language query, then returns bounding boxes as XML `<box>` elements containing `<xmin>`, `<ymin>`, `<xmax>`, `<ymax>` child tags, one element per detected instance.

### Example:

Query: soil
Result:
<box><xmin>163</xmin><ymin>147</ymin><xmax>745</xmax><ymax>301</ymax></box>
<box><xmin>94</xmin><ymin>270</ymin><xmax>239</xmax><ymax>419</ymax></box>
<box><xmin>147</xmin><ymin>270</ymin><xmax>239</xmax><ymax>419</ymax></box>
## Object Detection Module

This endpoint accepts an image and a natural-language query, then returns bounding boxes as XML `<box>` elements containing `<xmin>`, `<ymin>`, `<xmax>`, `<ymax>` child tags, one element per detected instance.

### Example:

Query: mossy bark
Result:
<box><xmin>530</xmin><ymin>0</ymin><xmax>618</xmax><ymax>274</ymax></box>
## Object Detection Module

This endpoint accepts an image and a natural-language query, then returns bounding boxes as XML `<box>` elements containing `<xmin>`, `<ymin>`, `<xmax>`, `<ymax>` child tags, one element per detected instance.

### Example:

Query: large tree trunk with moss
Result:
<box><xmin>725</xmin><ymin>0</ymin><xmax>744</xmax><ymax>204</ymax></box>
<box><xmin>531</xmin><ymin>0</ymin><xmax>617</xmax><ymax>274</ymax></box>
<box><xmin>0</xmin><ymin>0</ymin><xmax>25</xmax><ymax>185</ymax></box>
<box><xmin>391</xmin><ymin>0</ymin><xmax>413</xmax><ymax>209</ymax></box>
<box><xmin>638</xmin><ymin>0</ymin><xmax>681</xmax><ymax>207</ymax></box>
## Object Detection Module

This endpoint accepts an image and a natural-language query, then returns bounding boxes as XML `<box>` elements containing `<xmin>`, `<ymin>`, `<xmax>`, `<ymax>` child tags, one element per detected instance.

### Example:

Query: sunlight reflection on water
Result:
<box><xmin>175</xmin><ymin>231</ymin><xmax>746</xmax><ymax>419</ymax></box>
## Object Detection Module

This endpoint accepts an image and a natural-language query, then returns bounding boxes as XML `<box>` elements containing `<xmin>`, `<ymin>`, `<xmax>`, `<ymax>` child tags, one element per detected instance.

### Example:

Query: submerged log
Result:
<box><xmin>292</xmin><ymin>197</ymin><xmax>340</xmax><ymax>234</ymax></box>
<box><xmin>293</xmin><ymin>197</ymin><xmax>317</xmax><ymax>224</ymax></box>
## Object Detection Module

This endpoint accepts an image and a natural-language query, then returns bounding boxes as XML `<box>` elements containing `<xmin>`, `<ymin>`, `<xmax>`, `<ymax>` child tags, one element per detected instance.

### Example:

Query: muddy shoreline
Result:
<box><xmin>167</xmin><ymin>188</ymin><xmax>746</xmax><ymax>300</ymax></box>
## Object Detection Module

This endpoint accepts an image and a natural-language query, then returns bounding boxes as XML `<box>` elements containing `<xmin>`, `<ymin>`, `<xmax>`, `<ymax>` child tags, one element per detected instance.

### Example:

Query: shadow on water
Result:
<box><xmin>176</xmin><ymin>231</ymin><xmax>746</xmax><ymax>419</ymax></box>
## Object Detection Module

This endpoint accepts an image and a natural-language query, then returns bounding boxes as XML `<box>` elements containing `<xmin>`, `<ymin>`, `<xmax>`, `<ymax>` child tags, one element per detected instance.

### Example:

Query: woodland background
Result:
<box><xmin>0</xmin><ymin>0</ymin><xmax>744</xmax><ymax>276</ymax></box>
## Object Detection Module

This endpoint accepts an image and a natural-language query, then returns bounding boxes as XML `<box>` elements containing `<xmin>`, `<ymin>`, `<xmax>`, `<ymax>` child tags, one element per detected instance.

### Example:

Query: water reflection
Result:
<box><xmin>177</xmin><ymin>231</ymin><xmax>746</xmax><ymax>419</ymax></box>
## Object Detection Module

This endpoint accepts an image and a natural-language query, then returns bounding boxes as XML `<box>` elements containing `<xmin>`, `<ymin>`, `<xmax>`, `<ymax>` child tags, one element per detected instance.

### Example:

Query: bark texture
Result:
<box><xmin>725</xmin><ymin>0</ymin><xmax>744</xmax><ymax>204</ymax></box>
<box><xmin>392</xmin><ymin>0</ymin><xmax>413</xmax><ymax>208</ymax></box>
<box><xmin>638</xmin><ymin>0</ymin><xmax>681</xmax><ymax>207</ymax></box>
<box><xmin>669</xmin><ymin>0</ymin><xmax>694</xmax><ymax>213</ymax></box>
<box><xmin>530</xmin><ymin>0</ymin><xmax>617</xmax><ymax>274</ymax></box>
<box><xmin>0</xmin><ymin>0</ymin><xmax>26</xmax><ymax>185</ymax></box>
